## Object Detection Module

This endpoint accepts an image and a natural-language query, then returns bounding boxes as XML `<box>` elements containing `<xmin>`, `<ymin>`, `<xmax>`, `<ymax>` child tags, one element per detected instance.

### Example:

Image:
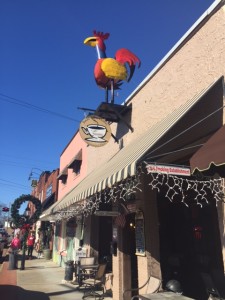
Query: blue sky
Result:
<box><xmin>0</xmin><ymin>0</ymin><xmax>215</xmax><ymax>207</ymax></box>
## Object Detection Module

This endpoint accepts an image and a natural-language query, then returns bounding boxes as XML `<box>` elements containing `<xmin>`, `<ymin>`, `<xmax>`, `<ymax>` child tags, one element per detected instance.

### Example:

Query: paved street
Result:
<box><xmin>0</xmin><ymin>251</ymin><xmax>113</xmax><ymax>300</ymax></box>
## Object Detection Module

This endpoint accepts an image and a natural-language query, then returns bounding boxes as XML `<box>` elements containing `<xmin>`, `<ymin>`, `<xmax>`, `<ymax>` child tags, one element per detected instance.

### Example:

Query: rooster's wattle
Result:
<box><xmin>84</xmin><ymin>30</ymin><xmax>141</xmax><ymax>102</ymax></box>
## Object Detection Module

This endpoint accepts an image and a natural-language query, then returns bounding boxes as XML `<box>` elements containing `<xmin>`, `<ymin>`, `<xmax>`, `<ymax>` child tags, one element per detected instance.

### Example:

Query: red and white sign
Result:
<box><xmin>146</xmin><ymin>163</ymin><xmax>190</xmax><ymax>176</ymax></box>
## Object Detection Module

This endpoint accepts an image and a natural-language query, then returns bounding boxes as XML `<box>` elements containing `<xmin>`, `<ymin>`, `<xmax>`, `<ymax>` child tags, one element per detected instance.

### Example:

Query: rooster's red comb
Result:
<box><xmin>93</xmin><ymin>30</ymin><xmax>110</xmax><ymax>40</ymax></box>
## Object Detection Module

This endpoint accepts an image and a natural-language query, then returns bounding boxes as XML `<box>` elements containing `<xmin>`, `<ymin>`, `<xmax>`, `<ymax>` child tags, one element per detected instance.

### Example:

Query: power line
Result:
<box><xmin>0</xmin><ymin>182</ymin><xmax>30</xmax><ymax>191</ymax></box>
<box><xmin>0</xmin><ymin>159</ymin><xmax>35</xmax><ymax>168</ymax></box>
<box><xmin>0</xmin><ymin>178</ymin><xmax>30</xmax><ymax>195</ymax></box>
<box><xmin>0</xmin><ymin>178</ymin><xmax>29</xmax><ymax>188</ymax></box>
<box><xmin>0</xmin><ymin>92</ymin><xmax>80</xmax><ymax>123</ymax></box>
<box><xmin>0</xmin><ymin>153</ymin><xmax>57</xmax><ymax>167</ymax></box>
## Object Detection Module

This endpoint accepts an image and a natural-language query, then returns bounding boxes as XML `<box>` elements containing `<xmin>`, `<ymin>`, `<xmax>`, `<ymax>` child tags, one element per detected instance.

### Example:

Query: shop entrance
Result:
<box><xmin>123</xmin><ymin>213</ymin><xmax>138</xmax><ymax>291</ymax></box>
<box><xmin>157</xmin><ymin>193</ymin><xmax>224</xmax><ymax>299</ymax></box>
<box><xmin>98</xmin><ymin>216</ymin><xmax>113</xmax><ymax>272</ymax></box>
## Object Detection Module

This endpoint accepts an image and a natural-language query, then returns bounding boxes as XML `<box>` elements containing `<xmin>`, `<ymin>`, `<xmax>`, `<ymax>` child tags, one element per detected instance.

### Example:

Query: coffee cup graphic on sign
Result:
<box><xmin>81</xmin><ymin>124</ymin><xmax>107</xmax><ymax>142</ymax></box>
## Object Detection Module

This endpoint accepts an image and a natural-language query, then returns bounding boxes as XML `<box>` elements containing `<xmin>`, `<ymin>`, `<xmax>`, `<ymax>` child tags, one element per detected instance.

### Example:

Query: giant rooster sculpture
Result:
<box><xmin>84</xmin><ymin>30</ymin><xmax>141</xmax><ymax>103</ymax></box>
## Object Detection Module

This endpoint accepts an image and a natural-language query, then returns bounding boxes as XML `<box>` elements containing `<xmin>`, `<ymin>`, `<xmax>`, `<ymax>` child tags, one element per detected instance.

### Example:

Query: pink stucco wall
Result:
<box><xmin>57</xmin><ymin>131</ymin><xmax>87</xmax><ymax>201</ymax></box>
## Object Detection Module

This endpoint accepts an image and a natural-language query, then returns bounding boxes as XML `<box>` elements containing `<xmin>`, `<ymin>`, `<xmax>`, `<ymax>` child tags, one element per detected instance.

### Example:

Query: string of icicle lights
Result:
<box><xmin>51</xmin><ymin>167</ymin><xmax>143</xmax><ymax>221</ymax></box>
<box><xmin>50</xmin><ymin>166</ymin><xmax>224</xmax><ymax>222</ymax></box>
<box><xmin>147</xmin><ymin>171</ymin><xmax>224</xmax><ymax>207</ymax></box>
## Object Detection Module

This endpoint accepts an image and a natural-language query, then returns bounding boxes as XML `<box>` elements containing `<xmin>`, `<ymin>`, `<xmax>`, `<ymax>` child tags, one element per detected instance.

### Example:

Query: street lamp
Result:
<box><xmin>28</xmin><ymin>168</ymin><xmax>44</xmax><ymax>180</ymax></box>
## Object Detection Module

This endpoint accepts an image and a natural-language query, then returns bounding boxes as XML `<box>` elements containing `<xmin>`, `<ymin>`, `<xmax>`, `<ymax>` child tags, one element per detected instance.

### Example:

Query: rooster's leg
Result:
<box><xmin>110</xmin><ymin>80</ymin><xmax>114</xmax><ymax>104</ymax></box>
<box><xmin>105</xmin><ymin>87</ymin><xmax>109</xmax><ymax>103</ymax></box>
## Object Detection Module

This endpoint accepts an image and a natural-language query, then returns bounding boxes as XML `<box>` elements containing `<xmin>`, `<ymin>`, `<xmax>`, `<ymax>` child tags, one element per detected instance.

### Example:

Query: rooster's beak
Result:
<box><xmin>84</xmin><ymin>37</ymin><xmax>97</xmax><ymax>47</ymax></box>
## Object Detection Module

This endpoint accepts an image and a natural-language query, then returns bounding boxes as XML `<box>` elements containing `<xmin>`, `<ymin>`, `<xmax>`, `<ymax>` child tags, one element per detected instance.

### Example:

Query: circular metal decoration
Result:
<box><xmin>79</xmin><ymin>115</ymin><xmax>111</xmax><ymax>147</ymax></box>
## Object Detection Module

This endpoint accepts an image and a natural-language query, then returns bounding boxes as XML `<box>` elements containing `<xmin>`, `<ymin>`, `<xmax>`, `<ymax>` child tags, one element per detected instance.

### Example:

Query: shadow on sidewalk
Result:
<box><xmin>0</xmin><ymin>285</ymin><xmax>50</xmax><ymax>300</ymax></box>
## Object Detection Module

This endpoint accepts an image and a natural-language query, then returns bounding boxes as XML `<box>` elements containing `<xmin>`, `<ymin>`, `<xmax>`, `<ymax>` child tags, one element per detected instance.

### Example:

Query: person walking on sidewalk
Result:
<box><xmin>10</xmin><ymin>233</ymin><xmax>21</xmax><ymax>251</ymax></box>
<box><xmin>27</xmin><ymin>232</ymin><xmax>35</xmax><ymax>259</ymax></box>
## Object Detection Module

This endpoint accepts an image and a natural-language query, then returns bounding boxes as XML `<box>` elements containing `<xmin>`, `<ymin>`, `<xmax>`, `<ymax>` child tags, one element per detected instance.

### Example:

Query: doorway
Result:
<box><xmin>157</xmin><ymin>193</ymin><xmax>223</xmax><ymax>299</ymax></box>
<box><xmin>123</xmin><ymin>213</ymin><xmax>138</xmax><ymax>291</ymax></box>
<box><xmin>98</xmin><ymin>216</ymin><xmax>113</xmax><ymax>272</ymax></box>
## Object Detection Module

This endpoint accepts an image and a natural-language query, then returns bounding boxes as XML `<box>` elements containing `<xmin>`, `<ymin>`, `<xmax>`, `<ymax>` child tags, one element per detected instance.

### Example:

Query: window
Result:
<box><xmin>46</xmin><ymin>184</ymin><xmax>53</xmax><ymax>198</ymax></box>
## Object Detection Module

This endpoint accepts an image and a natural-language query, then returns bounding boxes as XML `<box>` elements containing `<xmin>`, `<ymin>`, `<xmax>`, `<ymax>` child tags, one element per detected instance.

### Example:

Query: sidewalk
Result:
<box><xmin>0</xmin><ymin>251</ymin><xmax>113</xmax><ymax>300</ymax></box>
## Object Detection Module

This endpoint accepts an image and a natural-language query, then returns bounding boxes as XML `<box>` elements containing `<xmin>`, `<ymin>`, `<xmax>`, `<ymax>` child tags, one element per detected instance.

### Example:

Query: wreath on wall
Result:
<box><xmin>11</xmin><ymin>194</ymin><xmax>42</xmax><ymax>228</ymax></box>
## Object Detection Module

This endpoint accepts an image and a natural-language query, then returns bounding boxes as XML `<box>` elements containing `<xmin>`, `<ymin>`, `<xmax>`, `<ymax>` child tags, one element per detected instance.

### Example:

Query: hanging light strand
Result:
<box><xmin>148</xmin><ymin>171</ymin><xmax>224</xmax><ymax>207</ymax></box>
<box><xmin>49</xmin><ymin>168</ymin><xmax>143</xmax><ymax>221</ymax></box>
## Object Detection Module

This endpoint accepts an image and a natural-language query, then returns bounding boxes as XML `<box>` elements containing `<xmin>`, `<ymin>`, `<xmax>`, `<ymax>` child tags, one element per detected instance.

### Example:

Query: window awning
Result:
<box><xmin>67</xmin><ymin>149</ymin><xmax>82</xmax><ymax>169</ymax></box>
<box><xmin>39</xmin><ymin>200</ymin><xmax>59</xmax><ymax>220</ymax></box>
<box><xmin>57</xmin><ymin>167</ymin><xmax>68</xmax><ymax>180</ymax></box>
<box><xmin>190</xmin><ymin>124</ymin><xmax>225</xmax><ymax>177</ymax></box>
<box><xmin>47</xmin><ymin>76</ymin><xmax>224</xmax><ymax>215</ymax></box>
<box><xmin>57</xmin><ymin>150</ymin><xmax>82</xmax><ymax>180</ymax></box>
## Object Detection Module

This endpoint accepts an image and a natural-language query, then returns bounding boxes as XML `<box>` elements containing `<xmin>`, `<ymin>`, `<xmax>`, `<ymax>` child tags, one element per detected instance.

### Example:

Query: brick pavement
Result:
<box><xmin>0</xmin><ymin>259</ymin><xmax>17</xmax><ymax>285</ymax></box>
<box><xmin>0</xmin><ymin>250</ymin><xmax>19</xmax><ymax>299</ymax></box>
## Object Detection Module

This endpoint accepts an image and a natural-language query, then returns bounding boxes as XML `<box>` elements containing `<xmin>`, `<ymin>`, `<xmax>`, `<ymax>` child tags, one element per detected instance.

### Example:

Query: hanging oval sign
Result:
<box><xmin>79</xmin><ymin>115</ymin><xmax>111</xmax><ymax>147</ymax></box>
